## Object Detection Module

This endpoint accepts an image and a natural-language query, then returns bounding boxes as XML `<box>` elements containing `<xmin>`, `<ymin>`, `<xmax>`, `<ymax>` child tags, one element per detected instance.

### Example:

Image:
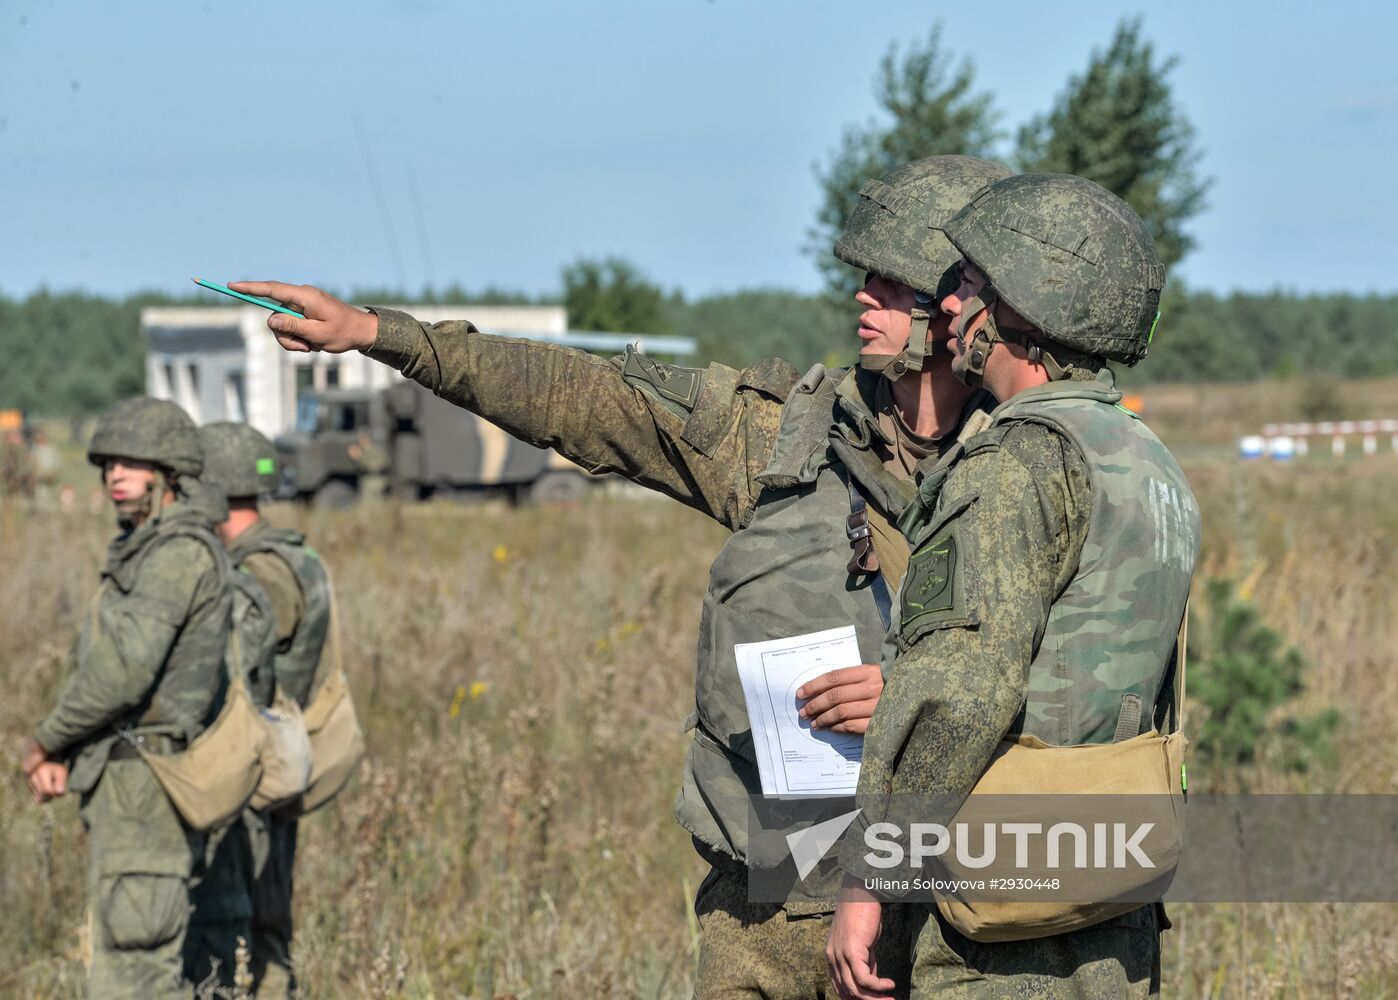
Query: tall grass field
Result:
<box><xmin>2</xmin><ymin>378</ymin><xmax>1395</xmax><ymax>997</ymax></box>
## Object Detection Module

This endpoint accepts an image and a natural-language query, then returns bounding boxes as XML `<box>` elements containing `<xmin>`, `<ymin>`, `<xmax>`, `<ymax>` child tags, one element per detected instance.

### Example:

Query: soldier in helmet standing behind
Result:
<box><xmin>828</xmin><ymin>174</ymin><xmax>1201</xmax><ymax>998</ymax></box>
<box><xmin>19</xmin><ymin>397</ymin><xmax>232</xmax><ymax>999</ymax></box>
<box><xmin>198</xmin><ymin>421</ymin><xmax>333</xmax><ymax>998</ymax></box>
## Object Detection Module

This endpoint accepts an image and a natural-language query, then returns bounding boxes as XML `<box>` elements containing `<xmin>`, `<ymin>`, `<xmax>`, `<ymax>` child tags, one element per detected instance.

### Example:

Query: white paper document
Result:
<box><xmin>735</xmin><ymin>625</ymin><xmax>864</xmax><ymax>799</ymax></box>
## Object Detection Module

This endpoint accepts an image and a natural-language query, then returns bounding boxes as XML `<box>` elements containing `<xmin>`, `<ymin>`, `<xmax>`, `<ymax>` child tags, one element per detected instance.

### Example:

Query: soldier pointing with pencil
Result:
<box><xmin>226</xmin><ymin>155</ymin><xmax>1010</xmax><ymax>999</ymax></box>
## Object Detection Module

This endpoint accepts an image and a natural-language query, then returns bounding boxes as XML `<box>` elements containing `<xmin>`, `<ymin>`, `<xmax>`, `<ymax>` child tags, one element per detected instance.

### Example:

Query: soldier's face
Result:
<box><xmin>854</xmin><ymin>274</ymin><xmax>917</xmax><ymax>358</ymax></box>
<box><xmin>102</xmin><ymin>457</ymin><xmax>160</xmax><ymax>504</ymax></box>
<box><xmin>941</xmin><ymin>262</ymin><xmax>990</xmax><ymax>358</ymax></box>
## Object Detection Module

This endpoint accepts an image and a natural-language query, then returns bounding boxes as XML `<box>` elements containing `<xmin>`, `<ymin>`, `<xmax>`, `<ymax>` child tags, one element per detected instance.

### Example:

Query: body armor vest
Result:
<box><xmin>112</xmin><ymin>518</ymin><xmax>232</xmax><ymax>733</ymax></box>
<box><xmin>981</xmin><ymin>379</ymin><xmax>1198</xmax><ymax>745</ymax></box>
<box><xmin>230</xmin><ymin>526</ymin><xmax>332</xmax><ymax>709</ymax></box>
<box><xmin>675</xmin><ymin>367</ymin><xmax>902</xmax><ymax>867</ymax></box>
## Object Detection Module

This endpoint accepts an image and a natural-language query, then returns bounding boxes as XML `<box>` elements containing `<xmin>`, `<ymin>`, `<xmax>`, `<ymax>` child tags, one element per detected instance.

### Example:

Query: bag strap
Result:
<box><xmin>1162</xmin><ymin>598</ymin><xmax>1189</xmax><ymax>736</ymax></box>
<box><xmin>1176</xmin><ymin>598</ymin><xmax>1188</xmax><ymax>734</ymax></box>
<box><xmin>318</xmin><ymin>567</ymin><xmax>346</xmax><ymax>685</ymax></box>
<box><xmin>845</xmin><ymin>477</ymin><xmax>894</xmax><ymax>630</ymax></box>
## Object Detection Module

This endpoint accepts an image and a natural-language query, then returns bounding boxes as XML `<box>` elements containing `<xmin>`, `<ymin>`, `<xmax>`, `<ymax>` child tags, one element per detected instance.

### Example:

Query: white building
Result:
<box><xmin>144</xmin><ymin>305</ymin><xmax>589</xmax><ymax>437</ymax></box>
<box><xmin>144</xmin><ymin>304</ymin><xmax>695</xmax><ymax>436</ymax></box>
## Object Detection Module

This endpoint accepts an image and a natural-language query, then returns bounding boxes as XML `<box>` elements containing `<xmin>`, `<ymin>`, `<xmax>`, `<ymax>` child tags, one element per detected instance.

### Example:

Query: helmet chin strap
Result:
<box><xmin>950</xmin><ymin>292</ymin><xmax>1000</xmax><ymax>388</ymax></box>
<box><xmin>950</xmin><ymin>293</ymin><xmax>1075</xmax><ymax>387</ymax></box>
<box><xmin>113</xmin><ymin>474</ymin><xmax>176</xmax><ymax>531</ymax></box>
<box><xmin>858</xmin><ymin>291</ymin><xmax>937</xmax><ymax>383</ymax></box>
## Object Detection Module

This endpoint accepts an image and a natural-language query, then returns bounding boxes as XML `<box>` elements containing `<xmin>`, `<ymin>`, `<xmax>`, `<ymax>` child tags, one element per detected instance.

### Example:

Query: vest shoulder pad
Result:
<box><xmin>737</xmin><ymin>357</ymin><xmax>802</xmax><ymax>402</ymax></box>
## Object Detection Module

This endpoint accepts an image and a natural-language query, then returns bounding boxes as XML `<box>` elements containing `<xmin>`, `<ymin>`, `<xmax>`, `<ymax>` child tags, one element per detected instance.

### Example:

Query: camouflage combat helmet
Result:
<box><xmin>199</xmin><ymin>421</ymin><xmax>279</xmax><ymax>499</ymax></box>
<box><xmin>834</xmin><ymin>155</ymin><xmax>1013</xmax><ymax>380</ymax></box>
<box><xmin>87</xmin><ymin>397</ymin><xmax>202</xmax><ymax>476</ymax></box>
<box><xmin>942</xmin><ymin>172</ymin><xmax>1166</xmax><ymax>386</ymax></box>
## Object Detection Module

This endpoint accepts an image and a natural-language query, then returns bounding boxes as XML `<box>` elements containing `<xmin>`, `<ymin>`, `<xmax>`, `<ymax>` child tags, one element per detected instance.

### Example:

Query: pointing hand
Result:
<box><xmin>227</xmin><ymin>281</ymin><xmax>379</xmax><ymax>354</ymax></box>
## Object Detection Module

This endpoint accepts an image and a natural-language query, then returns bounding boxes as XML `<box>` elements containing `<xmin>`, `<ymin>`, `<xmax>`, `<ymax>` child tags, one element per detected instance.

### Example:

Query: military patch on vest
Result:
<box><xmin>623</xmin><ymin>349</ymin><xmax>702</xmax><ymax>410</ymax></box>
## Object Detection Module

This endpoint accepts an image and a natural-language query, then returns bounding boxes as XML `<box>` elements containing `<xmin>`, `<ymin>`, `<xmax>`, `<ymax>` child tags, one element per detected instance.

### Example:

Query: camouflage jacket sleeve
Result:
<box><xmin>364</xmin><ymin>308</ymin><xmax>799</xmax><ymax>530</ymax></box>
<box><xmin>241</xmin><ymin>552</ymin><xmax>303</xmax><ymax>648</ymax></box>
<box><xmin>841</xmin><ymin>421</ymin><xmax>1090</xmax><ymax>879</ymax></box>
<box><xmin>33</xmin><ymin>537</ymin><xmax>219</xmax><ymax>754</ymax></box>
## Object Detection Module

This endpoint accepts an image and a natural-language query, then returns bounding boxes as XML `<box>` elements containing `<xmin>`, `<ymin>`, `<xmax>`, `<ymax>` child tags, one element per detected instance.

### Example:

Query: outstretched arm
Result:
<box><xmin>229</xmin><ymin>281</ymin><xmax>798</xmax><ymax>529</ymax></box>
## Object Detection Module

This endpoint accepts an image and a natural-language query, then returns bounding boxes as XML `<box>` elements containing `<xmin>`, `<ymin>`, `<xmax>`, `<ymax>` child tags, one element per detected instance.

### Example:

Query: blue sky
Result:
<box><xmin>2</xmin><ymin>0</ymin><xmax>1394</xmax><ymax>300</ymax></box>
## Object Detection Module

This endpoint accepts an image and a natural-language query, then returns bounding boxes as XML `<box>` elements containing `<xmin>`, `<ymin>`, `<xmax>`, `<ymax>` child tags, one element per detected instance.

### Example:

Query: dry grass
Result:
<box><xmin>1134</xmin><ymin>375</ymin><xmax>1398</xmax><ymax>450</ymax></box>
<box><xmin>3</xmin><ymin>418</ymin><xmax>1397</xmax><ymax>997</ymax></box>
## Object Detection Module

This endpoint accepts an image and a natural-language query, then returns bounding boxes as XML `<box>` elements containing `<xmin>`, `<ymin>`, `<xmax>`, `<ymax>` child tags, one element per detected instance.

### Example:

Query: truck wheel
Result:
<box><xmin>313</xmin><ymin>479</ymin><xmax>358</xmax><ymax>509</ymax></box>
<box><xmin>528</xmin><ymin>470</ymin><xmax>590</xmax><ymax>505</ymax></box>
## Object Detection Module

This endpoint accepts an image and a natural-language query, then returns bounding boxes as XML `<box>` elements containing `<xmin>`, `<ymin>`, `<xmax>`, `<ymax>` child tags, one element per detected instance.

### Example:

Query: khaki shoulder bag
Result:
<box><xmin>137</xmin><ymin>670</ymin><xmax>265</xmax><ymax>831</ymax></box>
<box><xmin>934</xmin><ymin>605</ymin><xmax>1190</xmax><ymax>942</ymax></box>
<box><xmin>297</xmin><ymin>579</ymin><xmax>366</xmax><ymax>813</ymax></box>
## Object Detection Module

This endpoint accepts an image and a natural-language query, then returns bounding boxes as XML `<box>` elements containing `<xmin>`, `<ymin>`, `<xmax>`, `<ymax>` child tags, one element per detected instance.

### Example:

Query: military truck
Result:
<box><xmin>276</xmin><ymin>381</ymin><xmax>597</xmax><ymax>506</ymax></box>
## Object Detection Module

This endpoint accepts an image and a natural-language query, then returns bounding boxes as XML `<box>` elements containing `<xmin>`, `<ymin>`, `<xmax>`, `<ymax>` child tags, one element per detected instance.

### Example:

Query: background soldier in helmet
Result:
<box><xmin>183</xmin><ymin>424</ymin><xmax>282</xmax><ymax>992</ymax></box>
<box><xmin>18</xmin><ymin>397</ymin><xmax>232</xmax><ymax>999</ymax></box>
<box><xmin>225</xmin><ymin>154</ymin><xmax>1009</xmax><ymax>998</ymax></box>
<box><xmin>198</xmin><ymin>420</ymin><xmax>333</xmax><ymax>998</ymax></box>
<box><xmin>828</xmin><ymin>173</ymin><xmax>1201</xmax><ymax>999</ymax></box>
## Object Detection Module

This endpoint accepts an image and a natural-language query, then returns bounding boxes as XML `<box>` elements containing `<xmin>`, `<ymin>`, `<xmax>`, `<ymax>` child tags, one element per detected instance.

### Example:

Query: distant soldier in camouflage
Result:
<box><xmin>182</xmin><ymin>422</ymin><xmax>281</xmax><ymax>992</ymax></box>
<box><xmin>1</xmin><ymin>426</ymin><xmax>35</xmax><ymax>499</ymax></box>
<box><xmin>228</xmin><ymin>154</ymin><xmax>1011</xmax><ymax>999</ymax></box>
<box><xmin>195</xmin><ymin>421</ymin><xmax>332</xmax><ymax>998</ymax></box>
<box><xmin>19</xmin><ymin>397</ymin><xmax>231</xmax><ymax>999</ymax></box>
<box><xmin>829</xmin><ymin>174</ymin><xmax>1201</xmax><ymax>999</ymax></box>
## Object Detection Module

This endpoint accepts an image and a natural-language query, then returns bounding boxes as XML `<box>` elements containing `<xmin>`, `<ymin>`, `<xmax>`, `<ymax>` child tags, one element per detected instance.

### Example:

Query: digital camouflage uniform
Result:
<box><xmin>33</xmin><ymin>398</ymin><xmax>230</xmax><ymax>1000</ymax></box>
<box><xmin>841</xmin><ymin>174</ymin><xmax>1201</xmax><ymax>998</ymax></box>
<box><xmin>198</xmin><ymin>421</ymin><xmax>334</xmax><ymax>998</ymax></box>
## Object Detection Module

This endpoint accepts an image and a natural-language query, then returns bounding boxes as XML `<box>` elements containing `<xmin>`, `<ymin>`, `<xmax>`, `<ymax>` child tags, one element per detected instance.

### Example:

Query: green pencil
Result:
<box><xmin>192</xmin><ymin>278</ymin><xmax>306</xmax><ymax>319</ymax></box>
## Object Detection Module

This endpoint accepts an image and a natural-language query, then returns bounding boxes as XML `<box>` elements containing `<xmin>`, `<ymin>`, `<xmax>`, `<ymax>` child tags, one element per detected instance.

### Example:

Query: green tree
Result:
<box><xmin>561</xmin><ymin>257</ymin><xmax>672</xmax><ymax>333</ymax></box>
<box><xmin>1015</xmin><ymin>17</ymin><xmax>1209</xmax><ymax>270</ymax></box>
<box><xmin>807</xmin><ymin>26</ymin><xmax>1001</xmax><ymax>298</ymax></box>
<box><xmin>1189</xmin><ymin>577</ymin><xmax>1338</xmax><ymax>789</ymax></box>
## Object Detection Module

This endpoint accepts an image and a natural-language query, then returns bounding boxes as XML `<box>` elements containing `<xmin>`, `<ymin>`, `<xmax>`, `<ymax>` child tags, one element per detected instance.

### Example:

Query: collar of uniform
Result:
<box><xmin>986</xmin><ymin>367</ymin><xmax>1123</xmax><ymax>424</ymax></box>
<box><xmin>103</xmin><ymin>494</ymin><xmax>214</xmax><ymax>589</ymax></box>
<box><xmin>229</xmin><ymin>517</ymin><xmax>307</xmax><ymax>562</ymax></box>
<box><xmin>225</xmin><ymin>516</ymin><xmax>273</xmax><ymax>563</ymax></box>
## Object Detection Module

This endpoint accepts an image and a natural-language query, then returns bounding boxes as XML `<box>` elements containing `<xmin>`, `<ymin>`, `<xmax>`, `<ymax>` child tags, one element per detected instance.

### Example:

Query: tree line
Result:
<box><xmin>2</xmin><ymin>279</ymin><xmax>1395</xmax><ymax>417</ymax></box>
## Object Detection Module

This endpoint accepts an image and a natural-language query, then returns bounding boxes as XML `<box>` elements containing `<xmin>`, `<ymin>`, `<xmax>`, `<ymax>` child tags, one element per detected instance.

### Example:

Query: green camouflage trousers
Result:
<box><xmin>907</xmin><ymin>902</ymin><xmax>1162</xmax><ymax>998</ymax></box>
<box><xmin>184</xmin><ymin>814</ymin><xmax>254</xmax><ymax>990</ymax></box>
<box><xmin>693</xmin><ymin>861</ymin><xmax>911</xmax><ymax>1000</ymax></box>
<box><xmin>81</xmin><ymin>758</ymin><xmax>202</xmax><ymax>1000</ymax></box>
<box><xmin>249</xmin><ymin>806</ymin><xmax>299</xmax><ymax>998</ymax></box>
